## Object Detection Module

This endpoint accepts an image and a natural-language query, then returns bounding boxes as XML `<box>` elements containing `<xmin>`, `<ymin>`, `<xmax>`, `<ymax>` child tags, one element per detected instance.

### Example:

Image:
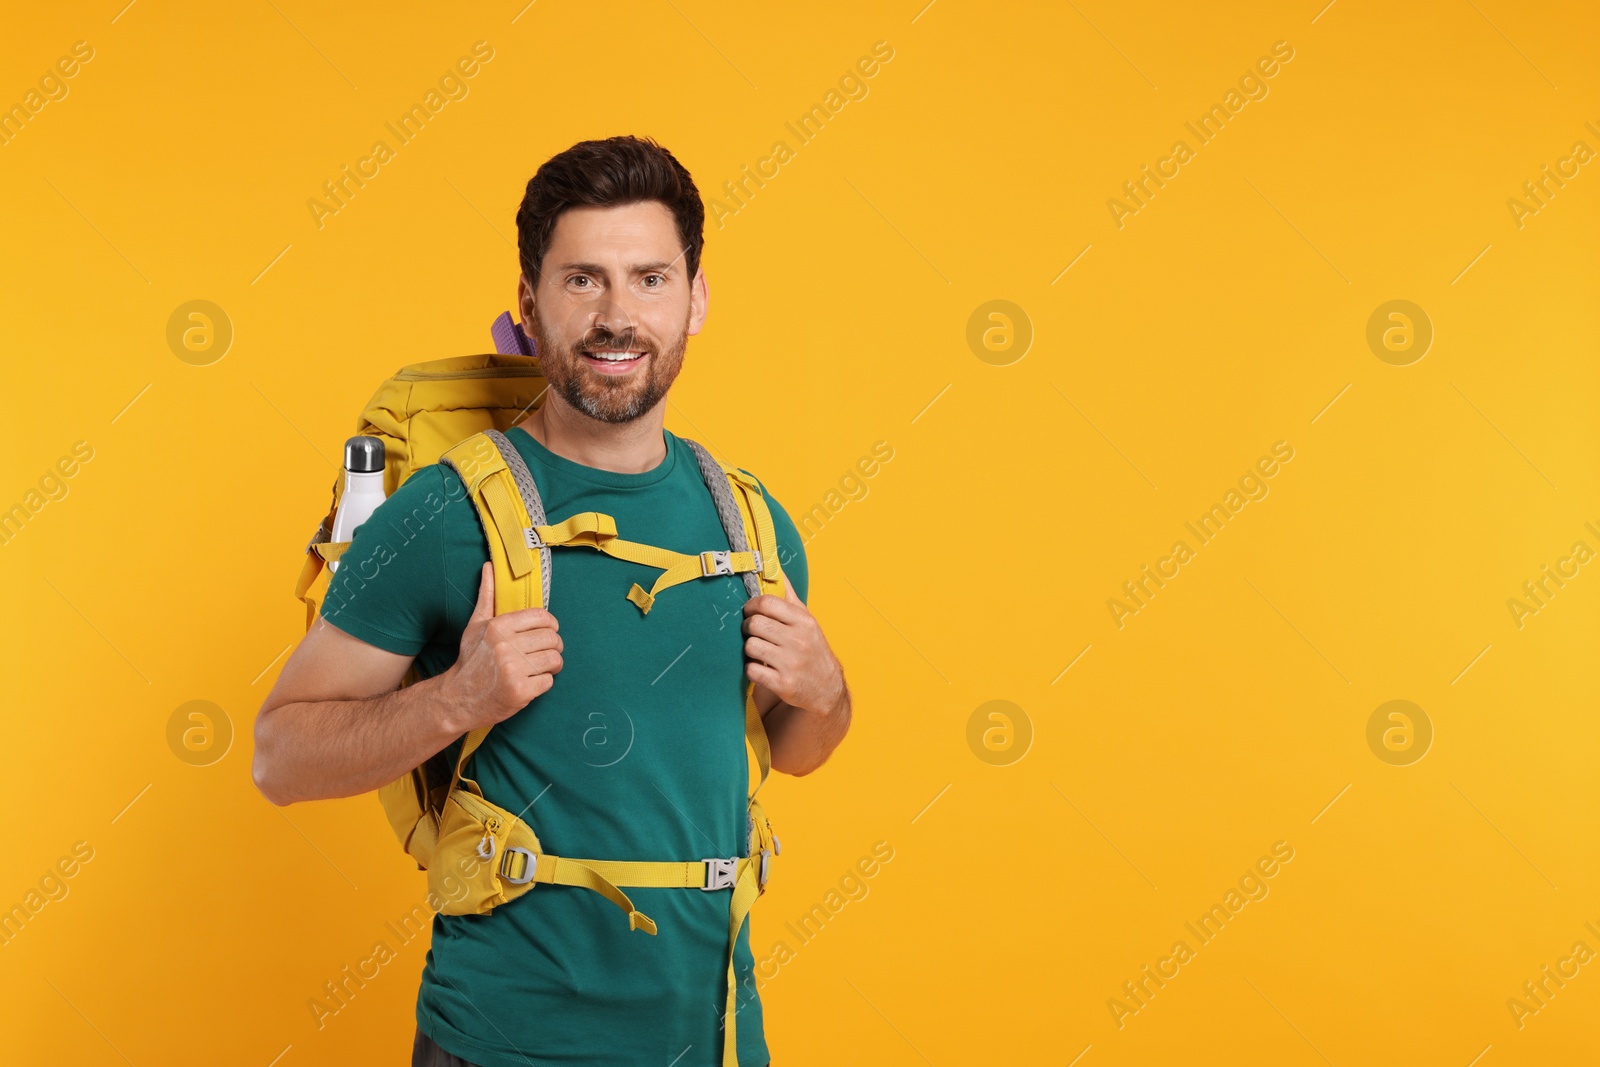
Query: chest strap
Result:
<box><xmin>523</xmin><ymin>511</ymin><xmax>765</xmax><ymax>615</ymax></box>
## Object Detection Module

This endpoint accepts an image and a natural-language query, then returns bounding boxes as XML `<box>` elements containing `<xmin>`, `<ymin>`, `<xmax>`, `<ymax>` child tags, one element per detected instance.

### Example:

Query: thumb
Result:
<box><xmin>781</xmin><ymin>574</ymin><xmax>801</xmax><ymax>604</ymax></box>
<box><xmin>471</xmin><ymin>561</ymin><xmax>496</xmax><ymax>621</ymax></box>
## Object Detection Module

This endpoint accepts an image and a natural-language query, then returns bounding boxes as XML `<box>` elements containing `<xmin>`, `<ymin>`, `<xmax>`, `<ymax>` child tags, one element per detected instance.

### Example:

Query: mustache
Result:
<box><xmin>577</xmin><ymin>328</ymin><xmax>650</xmax><ymax>354</ymax></box>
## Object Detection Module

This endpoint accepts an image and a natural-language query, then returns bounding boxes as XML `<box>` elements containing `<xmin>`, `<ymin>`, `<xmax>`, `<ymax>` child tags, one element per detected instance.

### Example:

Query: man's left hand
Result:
<box><xmin>741</xmin><ymin>576</ymin><xmax>845</xmax><ymax>715</ymax></box>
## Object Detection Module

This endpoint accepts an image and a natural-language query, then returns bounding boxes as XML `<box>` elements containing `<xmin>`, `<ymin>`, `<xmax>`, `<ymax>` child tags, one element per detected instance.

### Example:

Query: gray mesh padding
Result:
<box><xmin>483</xmin><ymin>428</ymin><xmax>553</xmax><ymax>605</ymax></box>
<box><xmin>683</xmin><ymin>437</ymin><xmax>763</xmax><ymax>600</ymax></box>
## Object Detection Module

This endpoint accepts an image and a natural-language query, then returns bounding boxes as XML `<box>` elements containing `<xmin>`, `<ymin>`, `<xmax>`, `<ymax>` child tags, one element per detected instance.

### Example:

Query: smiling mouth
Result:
<box><xmin>581</xmin><ymin>349</ymin><xmax>647</xmax><ymax>371</ymax></box>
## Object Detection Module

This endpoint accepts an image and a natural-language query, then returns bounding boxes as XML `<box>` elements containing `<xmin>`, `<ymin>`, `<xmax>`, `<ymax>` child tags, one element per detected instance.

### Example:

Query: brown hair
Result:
<box><xmin>515</xmin><ymin>135</ymin><xmax>705</xmax><ymax>287</ymax></box>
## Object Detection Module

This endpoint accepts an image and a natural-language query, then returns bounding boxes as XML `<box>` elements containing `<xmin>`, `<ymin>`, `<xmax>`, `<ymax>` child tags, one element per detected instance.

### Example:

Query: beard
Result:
<box><xmin>529</xmin><ymin>305</ymin><xmax>688</xmax><ymax>424</ymax></box>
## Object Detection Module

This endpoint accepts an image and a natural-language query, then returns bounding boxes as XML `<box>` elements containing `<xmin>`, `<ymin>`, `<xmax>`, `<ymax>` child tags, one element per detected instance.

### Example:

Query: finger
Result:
<box><xmin>514</xmin><ymin>647</ymin><xmax>563</xmax><ymax>678</ymax></box>
<box><xmin>781</xmin><ymin>575</ymin><xmax>801</xmax><ymax>603</ymax></box>
<box><xmin>743</xmin><ymin>592</ymin><xmax>801</xmax><ymax>623</ymax></box>
<box><xmin>471</xmin><ymin>562</ymin><xmax>495</xmax><ymax>620</ymax></box>
<box><xmin>495</xmin><ymin>606</ymin><xmax>560</xmax><ymax>633</ymax></box>
<box><xmin>744</xmin><ymin>634</ymin><xmax>782</xmax><ymax>665</ymax></box>
<box><xmin>507</xmin><ymin>628</ymin><xmax>564</xmax><ymax>656</ymax></box>
<box><xmin>745</xmin><ymin>659</ymin><xmax>780</xmax><ymax>690</ymax></box>
<box><xmin>741</xmin><ymin>613</ymin><xmax>785</xmax><ymax>644</ymax></box>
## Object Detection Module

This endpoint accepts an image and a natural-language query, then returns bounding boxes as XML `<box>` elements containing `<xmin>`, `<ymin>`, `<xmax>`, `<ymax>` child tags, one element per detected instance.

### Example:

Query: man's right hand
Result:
<box><xmin>440</xmin><ymin>561</ymin><xmax>563</xmax><ymax>732</ymax></box>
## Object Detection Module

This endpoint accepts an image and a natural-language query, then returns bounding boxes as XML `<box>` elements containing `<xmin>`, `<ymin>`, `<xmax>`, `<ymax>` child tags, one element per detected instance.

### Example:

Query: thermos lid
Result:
<box><xmin>344</xmin><ymin>435</ymin><xmax>385</xmax><ymax>473</ymax></box>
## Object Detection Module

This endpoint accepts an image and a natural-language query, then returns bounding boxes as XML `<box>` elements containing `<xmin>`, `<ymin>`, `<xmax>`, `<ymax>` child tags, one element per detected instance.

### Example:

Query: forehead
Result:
<box><xmin>546</xmin><ymin>201</ymin><xmax>681</xmax><ymax>261</ymax></box>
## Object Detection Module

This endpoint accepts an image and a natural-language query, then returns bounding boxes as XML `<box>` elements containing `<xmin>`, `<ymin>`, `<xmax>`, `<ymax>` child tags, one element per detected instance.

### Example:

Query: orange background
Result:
<box><xmin>2</xmin><ymin>1</ymin><xmax>1598</xmax><ymax>1064</ymax></box>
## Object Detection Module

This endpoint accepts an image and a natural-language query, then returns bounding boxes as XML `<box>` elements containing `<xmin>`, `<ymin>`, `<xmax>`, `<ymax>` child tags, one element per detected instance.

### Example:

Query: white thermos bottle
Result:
<box><xmin>328</xmin><ymin>436</ymin><xmax>386</xmax><ymax>573</ymax></box>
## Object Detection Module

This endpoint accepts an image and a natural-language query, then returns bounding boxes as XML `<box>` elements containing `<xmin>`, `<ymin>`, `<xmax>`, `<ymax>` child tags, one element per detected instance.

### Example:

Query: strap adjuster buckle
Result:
<box><xmin>523</xmin><ymin>527</ymin><xmax>544</xmax><ymax>549</ymax></box>
<box><xmin>700</xmin><ymin>550</ymin><xmax>734</xmax><ymax>576</ymax></box>
<box><xmin>702</xmin><ymin>857</ymin><xmax>737</xmax><ymax>890</ymax></box>
<box><xmin>500</xmin><ymin>846</ymin><xmax>537</xmax><ymax>885</ymax></box>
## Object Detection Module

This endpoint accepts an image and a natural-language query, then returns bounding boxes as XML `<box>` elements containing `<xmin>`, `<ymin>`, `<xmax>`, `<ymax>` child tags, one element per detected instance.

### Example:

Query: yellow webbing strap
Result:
<box><xmin>744</xmin><ymin>683</ymin><xmax>772</xmax><ymax>800</ymax></box>
<box><xmin>721</xmin><ymin>860</ymin><xmax>763</xmax><ymax>1067</ymax></box>
<box><xmin>494</xmin><ymin>851</ymin><xmax>759</xmax><ymax>940</ymax></box>
<box><xmin>528</xmin><ymin>854</ymin><xmax>677</xmax><ymax>935</ymax></box>
<box><xmin>527</xmin><ymin>512</ymin><xmax>763</xmax><ymax>615</ymax></box>
<box><xmin>715</xmin><ymin>463</ymin><xmax>784</xmax><ymax>1066</ymax></box>
<box><xmin>480</xmin><ymin>475</ymin><xmax>535</xmax><ymax>581</ymax></box>
<box><xmin>437</xmin><ymin>432</ymin><xmax>544</xmax><ymax>799</ymax></box>
<box><xmin>312</xmin><ymin>541</ymin><xmax>349</xmax><ymax>564</ymax></box>
<box><xmin>725</xmin><ymin>468</ymin><xmax>782</xmax><ymax>585</ymax></box>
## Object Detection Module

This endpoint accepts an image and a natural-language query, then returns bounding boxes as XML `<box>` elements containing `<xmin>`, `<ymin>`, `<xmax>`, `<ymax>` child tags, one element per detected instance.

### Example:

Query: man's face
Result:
<box><xmin>521</xmin><ymin>200</ymin><xmax>707</xmax><ymax>424</ymax></box>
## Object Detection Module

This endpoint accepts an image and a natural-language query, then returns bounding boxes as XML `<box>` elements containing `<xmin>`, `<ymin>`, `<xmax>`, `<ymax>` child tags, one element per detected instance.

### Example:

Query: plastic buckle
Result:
<box><xmin>702</xmin><ymin>857</ymin><xmax>737</xmax><ymax>890</ymax></box>
<box><xmin>700</xmin><ymin>550</ymin><xmax>735</xmax><ymax>577</ymax></box>
<box><xmin>759</xmin><ymin>849</ymin><xmax>772</xmax><ymax>887</ymax></box>
<box><xmin>524</xmin><ymin>527</ymin><xmax>544</xmax><ymax>549</ymax></box>
<box><xmin>751</xmin><ymin>550</ymin><xmax>763</xmax><ymax>573</ymax></box>
<box><xmin>500</xmin><ymin>847</ymin><xmax>537</xmax><ymax>885</ymax></box>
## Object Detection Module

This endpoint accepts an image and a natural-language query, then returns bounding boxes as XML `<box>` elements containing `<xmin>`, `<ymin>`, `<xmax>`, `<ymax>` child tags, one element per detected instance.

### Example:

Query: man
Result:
<box><xmin>253</xmin><ymin>134</ymin><xmax>852</xmax><ymax>1067</ymax></box>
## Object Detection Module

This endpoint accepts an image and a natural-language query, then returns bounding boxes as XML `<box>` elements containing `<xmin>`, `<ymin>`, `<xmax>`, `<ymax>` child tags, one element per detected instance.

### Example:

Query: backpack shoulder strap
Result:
<box><xmin>436</xmin><ymin>427</ymin><xmax>550</xmax><ymax>793</ymax></box>
<box><xmin>679</xmin><ymin>439</ymin><xmax>788</xmax><ymax>799</ymax></box>
<box><xmin>680</xmin><ymin>438</ymin><xmax>784</xmax><ymax>600</ymax></box>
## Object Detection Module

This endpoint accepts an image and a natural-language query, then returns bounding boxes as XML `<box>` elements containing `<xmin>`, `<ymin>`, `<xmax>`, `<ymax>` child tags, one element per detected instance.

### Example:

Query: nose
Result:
<box><xmin>588</xmin><ymin>286</ymin><xmax>642</xmax><ymax>345</ymax></box>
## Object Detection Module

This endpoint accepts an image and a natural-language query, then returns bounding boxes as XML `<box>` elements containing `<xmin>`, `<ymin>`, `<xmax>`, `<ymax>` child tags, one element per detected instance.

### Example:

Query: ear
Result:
<box><xmin>517</xmin><ymin>272</ymin><xmax>537</xmax><ymax>328</ymax></box>
<box><xmin>687</xmin><ymin>265</ymin><xmax>709</xmax><ymax>337</ymax></box>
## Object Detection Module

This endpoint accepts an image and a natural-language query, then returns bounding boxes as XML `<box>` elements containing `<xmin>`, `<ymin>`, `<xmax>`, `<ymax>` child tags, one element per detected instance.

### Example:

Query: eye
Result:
<box><xmin>643</xmin><ymin>274</ymin><xmax>665</xmax><ymax>288</ymax></box>
<box><xmin>569</xmin><ymin>275</ymin><xmax>592</xmax><ymax>288</ymax></box>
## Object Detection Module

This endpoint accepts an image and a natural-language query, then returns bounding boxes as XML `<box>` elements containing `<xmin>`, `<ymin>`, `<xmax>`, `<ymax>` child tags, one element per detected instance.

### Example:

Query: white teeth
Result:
<box><xmin>587</xmin><ymin>351</ymin><xmax>642</xmax><ymax>362</ymax></box>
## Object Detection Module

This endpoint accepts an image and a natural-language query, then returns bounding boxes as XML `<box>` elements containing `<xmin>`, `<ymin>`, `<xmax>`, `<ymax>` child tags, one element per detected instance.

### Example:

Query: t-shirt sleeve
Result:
<box><xmin>746</xmin><ymin>472</ymin><xmax>809</xmax><ymax>605</ymax></box>
<box><xmin>317</xmin><ymin>464</ymin><xmax>458</xmax><ymax>656</ymax></box>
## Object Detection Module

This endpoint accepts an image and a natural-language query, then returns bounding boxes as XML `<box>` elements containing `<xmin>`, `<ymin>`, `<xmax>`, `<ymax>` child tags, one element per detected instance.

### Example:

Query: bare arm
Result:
<box><xmin>252</xmin><ymin>562</ymin><xmax>563</xmax><ymax>806</ymax></box>
<box><xmin>742</xmin><ymin>576</ymin><xmax>852</xmax><ymax>776</ymax></box>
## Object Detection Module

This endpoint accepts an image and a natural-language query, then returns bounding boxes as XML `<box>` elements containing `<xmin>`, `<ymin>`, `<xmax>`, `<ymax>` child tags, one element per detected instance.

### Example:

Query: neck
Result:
<box><xmin>513</xmin><ymin>398</ymin><xmax>668</xmax><ymax>474</ymax></box>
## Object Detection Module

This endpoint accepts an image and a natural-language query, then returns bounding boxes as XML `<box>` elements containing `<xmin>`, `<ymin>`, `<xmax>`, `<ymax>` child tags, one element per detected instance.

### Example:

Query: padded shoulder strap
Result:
<box><xmin>679</xmin><ymin>440</ymin><xmax>789</xmax><ymax>806</ymax></box>
<box><xmin>681</xmin><ymin>439</ymin><xmax>779</xmax><ymax>600</ymax></box>
<box><xmin>437</xmin><ymin>428</ymin><xmax>550</xmax><ymax>792</ymax></box>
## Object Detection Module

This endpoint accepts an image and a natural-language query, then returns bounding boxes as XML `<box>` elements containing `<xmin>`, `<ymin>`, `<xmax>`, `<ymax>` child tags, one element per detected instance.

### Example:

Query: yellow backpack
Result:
<box><xmin>292</xmin><ymin>314</ymin><xmax>784</xmax><ymax>1065</ymax></box>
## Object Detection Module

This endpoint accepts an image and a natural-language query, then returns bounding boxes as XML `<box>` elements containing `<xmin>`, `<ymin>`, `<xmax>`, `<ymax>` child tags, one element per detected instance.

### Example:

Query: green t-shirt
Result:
<box><xmin>320</xmin><ymin>424</ymin><xmax>808</xmax><ymax>1067</ymax></box>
